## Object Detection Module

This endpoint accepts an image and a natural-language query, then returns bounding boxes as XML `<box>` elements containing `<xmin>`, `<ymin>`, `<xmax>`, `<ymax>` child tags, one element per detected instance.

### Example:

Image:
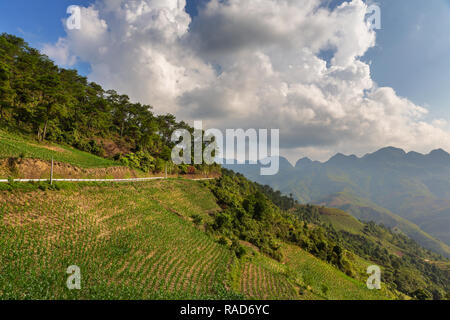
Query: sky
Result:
<box><xmin>1</xmin><ymin>0</ymin><xmax>450</xmax><ymax>162</ymax></box>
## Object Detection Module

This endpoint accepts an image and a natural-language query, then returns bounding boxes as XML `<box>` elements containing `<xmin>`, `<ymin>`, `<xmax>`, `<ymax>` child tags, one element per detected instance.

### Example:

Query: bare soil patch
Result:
<box><xmin>0</xmin><ymin>158</ymin><xmax>139</xmax><ymax>179</ymax></box>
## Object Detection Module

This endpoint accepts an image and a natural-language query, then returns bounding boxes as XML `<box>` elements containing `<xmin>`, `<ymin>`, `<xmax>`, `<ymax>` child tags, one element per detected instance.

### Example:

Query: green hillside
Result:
<box><xmin>0</xmin><ymin>180</ymin><xmax>232</xmax><ymax>299</ymax></box>
<box><xmin>281</xmin><ymin>243</ymin><xmax>394</xmax><ymax>300</ymax></box>
<box><xmin>316</xmin><ymin>206</ymin><xmax>449</xmax><ymax>299</ymax></box>
<box><xmin>415</xmin><ymin>207</ymin><xmax>450</xmax><ymax>245</ymax></box>
<box><xmin>318</xmin><ymin>206</ymin><xmax>422</xmax><ymax>260</ymax></box>
<box><xmin>0</xmin><ymin>141</ymin><xmax>448</xmax><ymax>299</ymax></box>
<box><xmin>0</xmin><ymin>32</ymin><xmax>448</xmax><ymax>301</ymax></box>
<box><xmin>318</xmin><ymin>207</ymin><xmax>364</xmax><ymax>234</ymax></box>
<box><xmin>0</xmin><ymin>129</ymin><xmax>118</xmax><ymax>168</ymax></box>
<box><xmin>0</xmin><ymin>33</ymin><xmax>220</xmax><ymax>180</ymax></box>
<box><xmin>226</xmin><ymin>150</ymin><xmax>450</xmax><ymax>257</ymax></box>
<box><xmin>319</xmin><ymin>192</ymin><xmax>450</xmax><ymax>258</ymax></box>
<box><xmin>0</xmin><ymin>179</ymin><xmax>392</xmax><ymax>300</ymax></box>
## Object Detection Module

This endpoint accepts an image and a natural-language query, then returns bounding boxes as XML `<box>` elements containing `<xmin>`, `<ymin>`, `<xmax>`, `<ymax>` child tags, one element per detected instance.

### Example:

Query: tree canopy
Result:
<box><xmin>0</xmin><ymin>33</ymin><xmax>218</xmax><ymax>174</ymax></box>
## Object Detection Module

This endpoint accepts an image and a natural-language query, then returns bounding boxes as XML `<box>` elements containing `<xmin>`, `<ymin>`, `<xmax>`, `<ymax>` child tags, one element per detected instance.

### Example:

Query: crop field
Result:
<box><xmin>318</xmin><ymin>207</ymin><xmax>364</xmax><ymax>234</ymax></box>
<box><xmin>0</xmin><ymin>179</ymin><xmax>394</xmax><ymax>300</ymax></box>
<box><xmin>238</xmin><ymin>261</ymin><xmax>298</xmax><ymax>300</ymax></box>
<box><xmin>281</xmin><ymin>244</ymin><xmax>393</xmax><ymax>300</ymax></box>
<box><xmin>0</xmin><ymin>130</ymin><xmax>117</xmax><ymax>168</ymax></box>
<box><xmin>0</xmin><ymin>180</ymin><xmax>235</xmax><ymax>299</ymax></box>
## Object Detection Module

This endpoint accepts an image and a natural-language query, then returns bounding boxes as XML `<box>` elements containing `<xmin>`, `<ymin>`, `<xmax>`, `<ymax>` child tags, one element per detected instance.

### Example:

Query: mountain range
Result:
<box><xmin>224</xmin><ymin>147</ymin><xmax>450</xmax><ymax>257</ymax></box>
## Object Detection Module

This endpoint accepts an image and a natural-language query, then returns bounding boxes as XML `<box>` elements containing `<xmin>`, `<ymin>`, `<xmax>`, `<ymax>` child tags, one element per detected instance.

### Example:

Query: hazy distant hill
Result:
<box><xmin>224</xmin><ymin>147</ymin><xmax>450</xmax><ymax>257</ymax></box>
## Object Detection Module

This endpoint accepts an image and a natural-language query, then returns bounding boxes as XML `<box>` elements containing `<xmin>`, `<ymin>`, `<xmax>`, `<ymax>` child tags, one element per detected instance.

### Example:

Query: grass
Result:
<box><xmin>0</xmin><ymin>129</ymin><xmax>118</xmax><ymax>168</ymax></box>
<box><xmin>0</xmin><ymin>180</ymin><xmax>236</xmax><ymax>299</ymax></box>
<box><xmin>323</xmin><ymin>192</ymin><xmax>450</xmax><ymax>257</ymax></box>
<box><xmin>238</xmin><ymin>261</ymin><xmax>298</xmax><ymax>300</ymax></box>
<box><xmin>319</xmin><ymin>207</ymin><xmax>364</xmax><ymax>234</ymax></box>
<box><xmin>0</xmin><ymin>179</ymin><xmax>396</xmax><ymax>300</ymax></box>
<box><xmin>280</xmin><ymin>244</ymin><xmax>394</xmax><ymax>300</ymax></box>
<box><xmin>318</xmin><ymin>203</ymin><xmax>448</xmax><ymax>263</ymax></box>
<box><xmin>230</xmin><ymin>250</ymin><xmax>300</xmax><ymax>300</ymax></box>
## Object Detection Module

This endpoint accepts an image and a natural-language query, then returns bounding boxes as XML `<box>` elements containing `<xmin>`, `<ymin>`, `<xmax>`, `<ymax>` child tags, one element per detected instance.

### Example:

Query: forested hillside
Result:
<box><xmin>204</xmin><ymin>170</ymin><xmax>449</xmax><ymax>300</ymax></box>
<box><xmin>0</xmin><ymin>33</ymin><xmax>218</xmax><ymax>176</ymax></box>
<box><xmin>225</xmin><ymin>149</ymin><xmax>450</xmax><ymax>257</ymax></box>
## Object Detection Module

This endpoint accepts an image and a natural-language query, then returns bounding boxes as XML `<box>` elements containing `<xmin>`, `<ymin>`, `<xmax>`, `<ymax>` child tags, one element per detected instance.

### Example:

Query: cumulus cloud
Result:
<box><xmin>43</xmin><ymin>0</ymin><xmax>450</xmax><ymax>161</ymax></box>
<box><xmin>42</xmin><ymin>38</ymin><xmax>77</xmax><ymax>67</ymax></box>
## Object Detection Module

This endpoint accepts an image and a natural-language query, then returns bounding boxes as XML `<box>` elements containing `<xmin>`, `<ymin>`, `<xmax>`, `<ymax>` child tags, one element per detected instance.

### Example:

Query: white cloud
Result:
<box><xmin>42</xmin><ymin>38</ymin><xmax>77</xmax><ymax>67</ymax></box>
<box><xmin>42</xmin><ymin>0</ymin><xmax>450</xmax><ymax>161</ymax></box>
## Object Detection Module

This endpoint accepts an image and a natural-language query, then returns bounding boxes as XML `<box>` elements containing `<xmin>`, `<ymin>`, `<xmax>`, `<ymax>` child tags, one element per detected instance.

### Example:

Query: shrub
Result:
<box><xmin>191</xmin><ymin>214</ymin><xmax>203</xmax><ymax>226</ymax></box>
<box><xmin>120</xmin><ymin>151</ymin><xmax>155</xmax><ymax>173</ymax></box>
<box><xmin>217</xmin><ymin>236</ymin><xmax>228</xmax><ymax>246</ymax></box>
<box><xmin>231</xmin><ymin>240</ymin><xmax>246</xmax><ymax>259</ymax></box>
<box><xmin>187</xmin><ymin>166</ymin><xmax>196</xmax><ymax>174</ymax></box>
<box><xmin>179</xmin><ymin>164</ymin><xmax>189</xmax><ymax>174</ymax></box>
<box><xmin>212</xmin><ymin>212</ymin><xmax>233</xmax><ymax>230</ymax></box>
<box><xmin>154</xmin><ymin>158</ymin><xmax>165</xmax><ymax>173</ymax></box>
<box><xmin>321</xmin><ymin>284</ymin><xmax>329</xmax><ymax>296</ymax></box>
<box><xmin>74</xmin><ymin>139</ymin><xmax>104</xmax><ymax>156</ymax></box>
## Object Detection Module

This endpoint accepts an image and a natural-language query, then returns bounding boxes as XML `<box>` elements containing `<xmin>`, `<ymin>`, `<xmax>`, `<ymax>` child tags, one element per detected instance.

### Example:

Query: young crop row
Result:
<box><xmin>0</xmin><ymin>182</ymin><xmax>233</xmax><ymax>299</ymax></box>
<box><xmin>281</xmin><ymin>244</ymin><xmax>389</xmax><ymax>300</ymax></box>
<box><xmin>239</xmin><ymin>262</ymin><xmax>298</xmax><ymax>300</ymax></box>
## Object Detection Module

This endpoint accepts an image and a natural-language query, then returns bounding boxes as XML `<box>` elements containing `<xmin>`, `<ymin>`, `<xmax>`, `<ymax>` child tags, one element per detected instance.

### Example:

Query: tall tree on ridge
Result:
<box><xmin>35</xmin><ymin>68</ymin><xmax>68</xmax><ymax>141</ymax></box>
<box><xmin>0</xmin><ymin>62</ymin><xmax>15</xmax><ymax>120</ymax></box>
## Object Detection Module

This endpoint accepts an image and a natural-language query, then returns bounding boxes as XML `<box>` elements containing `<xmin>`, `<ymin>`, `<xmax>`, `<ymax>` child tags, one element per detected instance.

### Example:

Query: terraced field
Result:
<box><xmin>318</xmin><ymin>207</ymin><xmax>364</xmax><ymax>233</ymax></box>
<box><xmin>0</xmin><ymin>179</ymin><xmax>395</xmax><ymax>300</ymax></box>
<box><xmin>0</xmin><ymin>180</ymin><xmax>234</xmax><ymax>299</ymax></box>
<box><xmin>0</xmin><ymin>129</ymin><xmax>117</xmax><ymax>168</ymax></box>
<box><xmin>238</xmin><ymin>261</ymin><xmax>298</xmax><ymax>299</ymax></box>
<box><xmin>281</xmin><ymin>244</ymin><xmax>394</xmax><ymax>300</ymax></box>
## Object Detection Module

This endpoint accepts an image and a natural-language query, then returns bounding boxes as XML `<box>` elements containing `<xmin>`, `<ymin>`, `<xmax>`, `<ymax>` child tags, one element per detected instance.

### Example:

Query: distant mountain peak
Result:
<box><xmin>279</xmin><ymin>156</ymin><xmax>294</xmax><ymax>169</ymax></box>
<box><xmin>326</xmin><ymin>153</ymin><xmax>358</xmax><ymax>165</ymax></box>
<box><xmin>295</xmin><ymin>157</ymin><xmax>313</xmax><ymax>168</ymax></box>
<box><xmin>374</xmin><ymin>146</ymin><xmax>406</xmax><ymax>155</ymax></box>
<box><xmin>328</xmin><ymin>153</ymin><xmax>347</xmax><ymax>161</ymax></box>
<box><xmin>427</xmin><ymin>149</ymin><xmax>450</xmax><ymax>163</ymax></box>
<box><xmin>363</xmin><ymin>146</ymin><xmax>406</xmax><ymax>161</ymax></box>
<box><xmin>429</xmin><ymin>148</ymin><xmax>450</xmax><ymax>157</ymax></box>
<box><xmin>294</xmin><ymin>147</ymin><xmax>449</xmax><ymax>167</ymax></box>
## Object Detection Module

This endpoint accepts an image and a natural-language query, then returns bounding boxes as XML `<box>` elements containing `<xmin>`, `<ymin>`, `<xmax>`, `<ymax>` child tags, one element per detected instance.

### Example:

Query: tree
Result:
<box><xmin>108</xmin><ymin>91</ymin><xmax>131</xmax><ymax>138</ymax></box>
<box><xmin>35</xmin><ymin>71</ymin><xmax>68</xmax><ymax>141</ymax></box>
<box><xmin>0</xmin><ymin>33</ymin><xmax>222</xmax><ymax>177</ymax></box>
<box><xmin>0</xmin><ymin>62</ymin><xmax>14</xmax><ymax>120</ymax></box>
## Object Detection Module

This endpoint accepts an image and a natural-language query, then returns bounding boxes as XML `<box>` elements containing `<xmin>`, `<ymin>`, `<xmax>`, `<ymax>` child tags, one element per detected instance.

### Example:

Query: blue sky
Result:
<box><xmin>363</xmin><ymin>0</ymin><xmax>450</xmax><ymax>121</ymax></box>
<box><xmin>0</xmin><ymin>0</ymin><xmax>205</xmax><ymax>75</ymax></box>
<box><xmin>1</xmin><ymin>0</ymin><xmax>449</xmax><ymax>121</ymax></box>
